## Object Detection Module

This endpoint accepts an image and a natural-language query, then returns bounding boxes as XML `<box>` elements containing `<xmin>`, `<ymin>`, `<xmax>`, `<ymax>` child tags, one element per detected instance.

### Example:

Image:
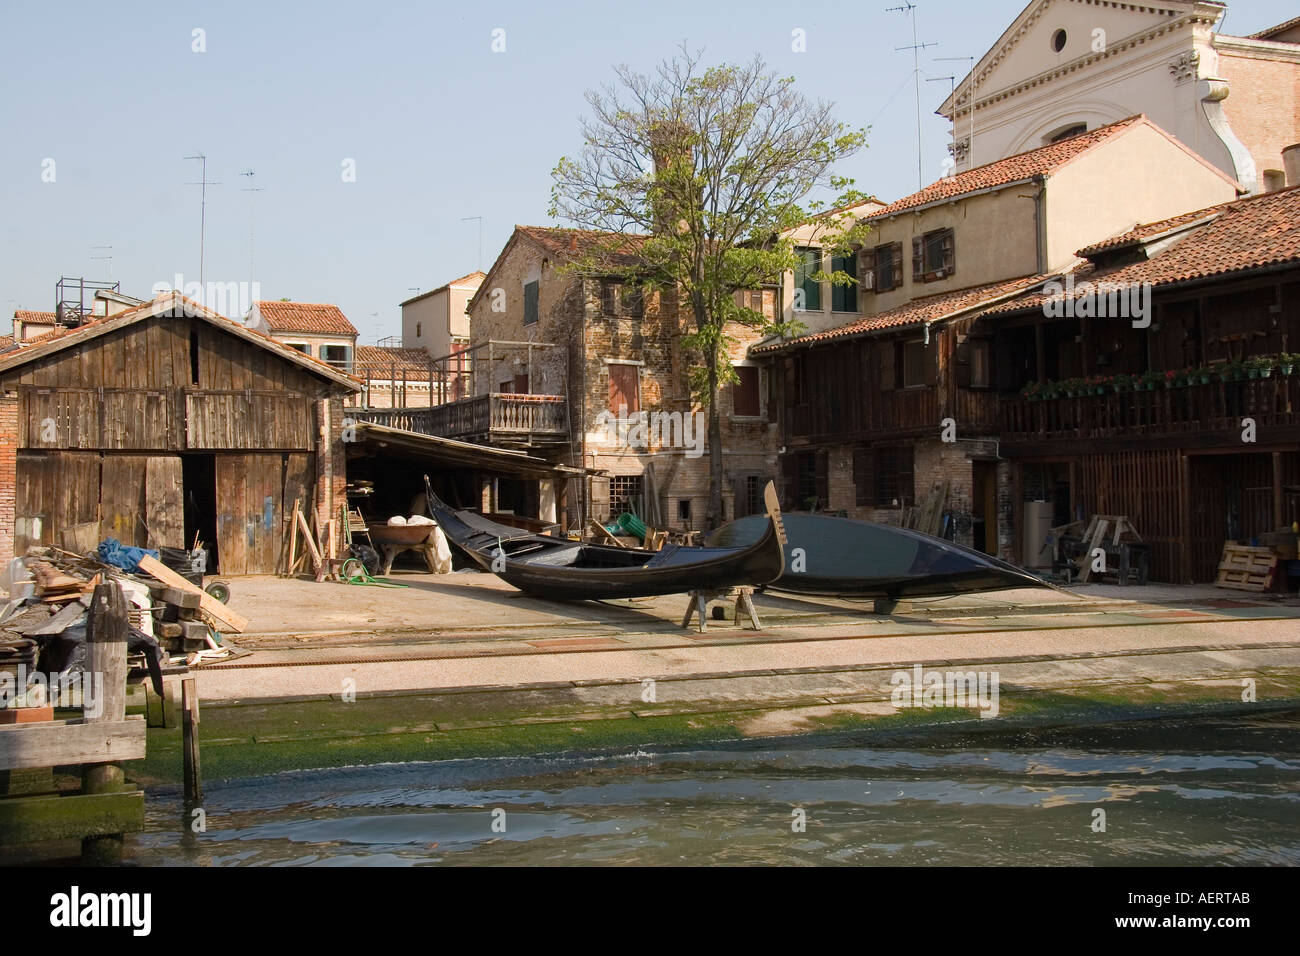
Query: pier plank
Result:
<box><xmin>0</xmin><ymin>717</ymin><xmax>146</xmax><ymax>771</ymax></box>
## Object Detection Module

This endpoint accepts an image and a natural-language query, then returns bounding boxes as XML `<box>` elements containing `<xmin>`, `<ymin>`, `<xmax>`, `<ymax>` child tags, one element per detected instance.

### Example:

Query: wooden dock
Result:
<box><xmin>0</xmin><ymin>582</ymin><xmax>146</xmax><ymax>863</ymax></box>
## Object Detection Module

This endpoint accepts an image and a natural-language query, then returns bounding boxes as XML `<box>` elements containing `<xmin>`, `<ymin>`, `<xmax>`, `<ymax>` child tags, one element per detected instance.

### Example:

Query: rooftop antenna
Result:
<box><xmin>926</xmin><ymin>75</ymin><xmax>956</xmax><ymax>176</ymax></box>
<box><xmin>461</xmin><ymin>216</ymin><xmax>484</xmax><ymax>270</ymax></box>
<box><xmin>938</xmin><ymin>55</ymin><xmax>977</xmax><ymax>172</ymax></box>
<box><xmin>90</xmin><ymin>245</ymin><xmax>113</xmax><ymax>280</ymax></box>
<box><xmin>239</xmin><ymin>169</ymin><xmax>263</xmax><ymax>295</ymax></box>
<box><xmin>888</xmin><ymin>2</ymin><xmax>937</xmax><ymax>191</ymax></box>
<box><xmin>184</xmin><ymin>154</ymin><xmax>221</xmax><ymax>289</ymax></box>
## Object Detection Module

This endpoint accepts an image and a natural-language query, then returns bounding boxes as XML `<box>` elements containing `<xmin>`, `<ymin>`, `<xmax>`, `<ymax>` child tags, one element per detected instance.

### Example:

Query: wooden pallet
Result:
<box><xmin>1215</xmin><ymin>545</ymin><xmax>1278</xmax><ymax>592</ymax></box>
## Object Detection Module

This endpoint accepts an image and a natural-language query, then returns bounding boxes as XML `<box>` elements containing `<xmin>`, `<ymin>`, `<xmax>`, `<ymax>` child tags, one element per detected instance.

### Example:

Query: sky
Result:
<box><xmin>1</xmin><ymin>0</ymin><xmax>1295</xmax><ymax>345</ymax></box>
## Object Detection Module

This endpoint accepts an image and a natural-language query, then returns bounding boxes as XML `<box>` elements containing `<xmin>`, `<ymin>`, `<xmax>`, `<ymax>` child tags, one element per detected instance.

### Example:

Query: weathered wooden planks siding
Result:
<box><xmin>13</xmin><ymin>451</ymin><xmax>99</xmax><ymax>554</ymax></box>
<box><xmin>215</xmin><ymin>454</ymin><xmax>285</xmax><ymax>575</ymax></box>
<box><xmin>184</xmin><ymin>393</ymin><xmax>315</xmax><ymax>450</ymax></box>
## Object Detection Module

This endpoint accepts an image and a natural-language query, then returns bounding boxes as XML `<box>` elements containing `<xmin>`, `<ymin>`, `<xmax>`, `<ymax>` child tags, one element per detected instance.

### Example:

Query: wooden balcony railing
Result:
<box><xmin>353</xmin><ymin>393</ymin><xmax>568</xmax><ymax>442</ymax></box>
<box><xmin>1001</xmin><ymin>376</ymin><xmax>1300</xmax><ymax>443</ymax></box>
<box><xmin>788</xmin><ymin>386</ymin><xmax>939</xmax><ymax>441</ymax></box>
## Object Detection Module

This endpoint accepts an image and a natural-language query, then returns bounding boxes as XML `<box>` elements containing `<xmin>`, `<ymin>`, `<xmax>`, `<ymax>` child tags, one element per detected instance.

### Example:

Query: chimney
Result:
<box><xmin>649</xmin><ymin>120</ymin><xmax>694</xmax><ymax>235</ymax></box>
<box><xmin>1285</xmin><ymin>144</ymin><xmax>1300</xmax><ymax>188</ymax></box>
<box><xmin>569</xmin><ymin>233</ymin><xmax>578</xmax><ymax>252</ymax></box>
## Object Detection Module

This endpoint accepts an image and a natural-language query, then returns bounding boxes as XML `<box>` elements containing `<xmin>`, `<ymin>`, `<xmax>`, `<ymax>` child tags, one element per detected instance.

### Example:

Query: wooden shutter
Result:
<box><xmin>853</xmin><ymin>446</ymin><xmax>874</xmax><ymax>507</ymax></box>
<box><xmin>608</xmin><ymin>364</ymin><xmax>639</xmax><ymax>414</ymax></box>
<box><xmin>941</xmin><ymin>229</ymin><xmax>956</xmax><ymax>275</ymax></box>
<box><xmin>877</xmin><ymin>342</ymin><xmax>896</xmax><ymax>391</ymax></box>
<box><xmin>924</xmin><ymin>339</ymin><xmax>939</xmax><ymax>387</ymax></box>
<box><xmin>732</xmin><ymin>366</ymin><xmax>760</xmax><ymax>416</ymax></box>
<box><xmin>955</xmin><ymin>338</ymin><xmax>972</xmax><ymax>388</ymax></box>
<box><xmin>891</xmin><ymin>245</ymin><xmax>904</xmax><ymax>290</ymax></box>
<box><xmin>912</xmin><ymin>237</ymin><xmax>924</xmax><ymax>280</ymax></box>
<box><xmin>523</xmin><ymin>281</ymin><xmax>539</xmax><ymax>325</ymax></box>
<box><xmin>814</xmin><ymin>450</ymin><xmax>829</xmax><ymax>510</ymax></box>
<box><xmin>601</xmin><ymin>281</ymin><xmax>618</xmax><ymax>316</ymax></box>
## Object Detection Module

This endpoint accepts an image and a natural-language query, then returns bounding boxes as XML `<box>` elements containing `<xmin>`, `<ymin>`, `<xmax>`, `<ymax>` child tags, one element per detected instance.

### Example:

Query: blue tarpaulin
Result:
<box><xmin>97</xmin><ymin>538</ymin><xmax>159</xmax><ymax>574</ymax></box>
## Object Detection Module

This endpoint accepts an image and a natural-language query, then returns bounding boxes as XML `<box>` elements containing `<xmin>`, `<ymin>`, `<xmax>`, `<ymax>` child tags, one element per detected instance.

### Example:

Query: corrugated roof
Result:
<box><xmin>255</xmin><ymin>301</ymin><xmax>358</xmax><ymax>335</ymax></box>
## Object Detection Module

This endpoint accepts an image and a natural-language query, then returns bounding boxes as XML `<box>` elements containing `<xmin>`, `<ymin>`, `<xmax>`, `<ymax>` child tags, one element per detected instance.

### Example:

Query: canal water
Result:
<box><xmin>133</xmin><ymin>712</ymin><xmax>1300</xmax><ymax>866</ymax></box>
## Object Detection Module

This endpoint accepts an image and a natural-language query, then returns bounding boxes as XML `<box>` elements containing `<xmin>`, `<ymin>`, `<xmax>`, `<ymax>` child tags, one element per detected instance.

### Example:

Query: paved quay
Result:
<box><xmin>125</xmin><ymin>571</ymin><xmax>1300</xmax><ymax>783</ymax></box>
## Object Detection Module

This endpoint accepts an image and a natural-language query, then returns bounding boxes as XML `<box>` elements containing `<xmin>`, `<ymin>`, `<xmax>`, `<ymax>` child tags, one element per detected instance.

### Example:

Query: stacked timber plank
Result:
<box><xmin>903</xmin><ymin>481</ymin><xmax>950</xmax><ymax>537</ymax></box>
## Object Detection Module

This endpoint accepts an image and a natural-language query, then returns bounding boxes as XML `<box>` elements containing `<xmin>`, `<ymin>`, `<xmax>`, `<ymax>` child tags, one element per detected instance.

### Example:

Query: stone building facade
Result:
<box><xmin>468</xmin><ymin>225</ymin><xmax>780</xmax><ymax>531</ymax></box>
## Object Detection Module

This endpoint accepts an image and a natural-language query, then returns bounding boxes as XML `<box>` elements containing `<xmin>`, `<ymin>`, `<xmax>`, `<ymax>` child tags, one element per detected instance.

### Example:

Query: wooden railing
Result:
<box><xmin>353</xmin><ymin>393</ymin><xmax>568</xmax><ymax>441</ymax></box>
<box><xmin>1001</xmin><ymin>376</ymin><xmax>1300</xmax><ymax>442</ymax></box>
<box><xmin>788</xmin><ymin>386</ymin><xmax>939</xmax><ymax>441</ymax></box>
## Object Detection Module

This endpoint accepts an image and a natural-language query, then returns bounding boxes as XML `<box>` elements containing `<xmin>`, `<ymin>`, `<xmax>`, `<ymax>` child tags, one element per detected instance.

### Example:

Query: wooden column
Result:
<box><xmin>1179</xmin><ymin>453</ymin><xmax>1192</xmax><ymax>584</ymax></box>
<box><xmin>1273</xmin><ymin>452</ymin><xmax>1284</xmax><ymax>529</ymax></box>
<box><xmin>81</xmin><ymin>581</ymin><xmax>129</xmax><ymax>865</ymax></box>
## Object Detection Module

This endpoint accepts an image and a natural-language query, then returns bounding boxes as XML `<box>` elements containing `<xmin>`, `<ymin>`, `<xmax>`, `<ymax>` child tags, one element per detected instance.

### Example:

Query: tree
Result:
<box><xmin>551</xmin><ymin>47</ymin><xmax>871</xmax><ymax>529</ymax></box>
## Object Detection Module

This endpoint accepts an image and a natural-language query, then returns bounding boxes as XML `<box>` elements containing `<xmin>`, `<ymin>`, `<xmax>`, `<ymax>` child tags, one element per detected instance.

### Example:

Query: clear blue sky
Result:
<box><xmin>1</xmin><ymin>0</ymin><xmax>1293</xmax><ymax>344</ymax></box>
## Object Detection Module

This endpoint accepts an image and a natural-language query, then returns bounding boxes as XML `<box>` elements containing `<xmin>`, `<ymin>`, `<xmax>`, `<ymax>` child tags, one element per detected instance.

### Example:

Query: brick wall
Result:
<box><xmin>1219</xmin><ymin>51</ymin><xmax>1300</xmax><ymax>187</ymax></box>
<box><xmin>470</xmin><ymin>232</ymin><xmax>781</xmax><ymax>529</ymax></box>
<box><xmin>0</xmin><ymin>391</ymin><xmax>16</xmax><ymax>565</ymax></box>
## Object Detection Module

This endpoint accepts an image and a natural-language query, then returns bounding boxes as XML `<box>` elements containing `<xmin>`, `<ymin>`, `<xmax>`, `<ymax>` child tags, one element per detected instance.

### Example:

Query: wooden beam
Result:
<box><xmin>0</xmin><ymin>718</ymin><xmax>146</xmax><ymax>771</ymax></box>
<box><xmin>137</xmin><ymin>555</ymin><xmax>249</xmax><ymax>633</ymax></box>
<box><xmin>0</xmin><ymin>789</ymin><xmax>143</xmax><ymax>845</ymax></box>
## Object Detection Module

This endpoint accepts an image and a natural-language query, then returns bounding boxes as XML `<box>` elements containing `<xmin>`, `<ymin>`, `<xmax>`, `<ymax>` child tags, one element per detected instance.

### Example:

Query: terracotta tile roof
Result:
<box><xmin>515</xmin><ymin>225</ymin><xmax>649</xmax><ymax>267</ymax></box>
<box><xmin>255</xmin><ymin>301</ymin><xmax>358</xmax><ymax>336</ymax></box>
<box><xmin>0</xmin><ymin>335</ymin><xmax>12</xmax><ymax>350</ymax></box>
<box><xmin>399</xmin><ymin>271</ymin><xmax>486</xmax><ymax>306</ymax></box>
<box><xmin>1248</xmin><ymin>16</ymin><xmax>1300</xmax><ymax>40</ymax></box>
<box><xmin>980</xmin><ymin>186</ymin><xmax>1300</xmax><ymax>317</ymax></box>
<box><xmin>751</xmin><ymin>273</ymin><xmax>1056</xmax><ymax>353</ymax></box>
<box><xmin>354</xmin><ymin>345</ymin><xmax>431</xmax><ymax>375</ymax></box>
<box><xmin>13</xmin><ymin>310</ymin><xmax>57</xmax><ymax>325</ymax></box>
<box><xmin>1075</xmin><ymin>205</ymin><xmax>1227</xmax><ymax>257</ymax></box>
<box><xmin>867</xmin><ymin>116</ymin><xmax>1152</xmax><ymax>219</ymax></box>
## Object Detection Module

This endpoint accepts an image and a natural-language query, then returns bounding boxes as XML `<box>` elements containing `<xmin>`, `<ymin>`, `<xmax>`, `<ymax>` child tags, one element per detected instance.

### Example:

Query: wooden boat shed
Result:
<box><xmin>0</xmin><ymin>292</ymin><xmax>361</xmax><ymax>574</ymax></box>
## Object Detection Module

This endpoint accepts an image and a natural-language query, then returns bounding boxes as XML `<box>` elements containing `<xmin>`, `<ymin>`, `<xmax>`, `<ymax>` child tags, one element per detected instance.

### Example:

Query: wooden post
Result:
<box><xmin>81</xmin><ymin>581</ymin><xmax>129</xmax><ymax>865</ymax></box>
<box><xmin>1272</xmin><ymin>452</ymin><xmax>1284</xmax><ymax>529</ymax></box>
<box><xmin>181</xmin><ymin>678</ymin><xmax>202</xmax><ymax>804</ymax></box>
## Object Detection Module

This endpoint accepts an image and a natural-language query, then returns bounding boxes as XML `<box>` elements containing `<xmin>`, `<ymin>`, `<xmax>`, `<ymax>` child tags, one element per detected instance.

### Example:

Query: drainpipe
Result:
<box><xmin>1032</xmin><ymin>175</ymin><xmax>1047</xmax><ymax>275</ymax></box>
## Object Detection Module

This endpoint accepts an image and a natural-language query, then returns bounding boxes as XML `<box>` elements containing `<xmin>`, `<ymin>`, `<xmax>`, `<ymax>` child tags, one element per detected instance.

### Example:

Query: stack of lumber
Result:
<box><xmin>26</xmin><ymin>562</ymin><xmax>95</xmax><ymax>603</ymax></box>
<box><xmin>1215</xmin><ymin>545</ymin><xmax>1278</xmax><ymax>592</ymax></box>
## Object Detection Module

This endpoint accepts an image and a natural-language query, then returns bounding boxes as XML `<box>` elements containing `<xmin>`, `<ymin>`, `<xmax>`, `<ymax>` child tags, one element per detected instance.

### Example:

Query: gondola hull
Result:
<box><xmin>425</xmin><ymin>480</ymin><xmax>787</xmax><ymax>601</ymax></box>
<box><xmin>706</xmin><ymin>513</ymin><xmax>1047</xmax><ymax>598</ymax></box>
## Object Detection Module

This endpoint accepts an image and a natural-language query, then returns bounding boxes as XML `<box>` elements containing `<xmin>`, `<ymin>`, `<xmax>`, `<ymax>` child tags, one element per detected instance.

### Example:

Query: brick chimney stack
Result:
<box><xmin>1284</xmin><ymin>144</ymin><xmax>1300</xmax><ymax>189</ymax></box>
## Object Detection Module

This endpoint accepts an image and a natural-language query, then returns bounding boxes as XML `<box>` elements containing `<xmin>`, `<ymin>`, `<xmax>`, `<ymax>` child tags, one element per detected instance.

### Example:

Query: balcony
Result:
<box><xmin>1000</xmin><ymin>374</ymin><xmax>1300</xmax><ymax>447</ymax></box>
<box><xmin>353</xmin><ymin>392</ymin><xmax>569</xmax><ymax>446</ymax></box>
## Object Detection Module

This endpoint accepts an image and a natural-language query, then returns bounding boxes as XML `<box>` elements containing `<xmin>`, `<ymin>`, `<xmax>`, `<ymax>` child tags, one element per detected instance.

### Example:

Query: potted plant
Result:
<box><xmin>1281</xmin><ymin>354</ymin><xmax>1296</xmax><ymax>376</ymax></box>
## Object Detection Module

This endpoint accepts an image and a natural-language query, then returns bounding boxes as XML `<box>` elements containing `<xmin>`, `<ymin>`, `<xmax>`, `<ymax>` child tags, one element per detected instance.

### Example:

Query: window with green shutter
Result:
<box><xmin>794</xmin><ymin>247</ymin><xmax>821</xmax><ymax>312</ymax></box>
<box><xmin>523</xmin><ymin>280</ymin><xmax>539</xmax><ymax>325</ymax></box>
<box><xmin>831</xmin><ymin>253</ymin><xmax>857</xmax><ymax>313</ymax></box>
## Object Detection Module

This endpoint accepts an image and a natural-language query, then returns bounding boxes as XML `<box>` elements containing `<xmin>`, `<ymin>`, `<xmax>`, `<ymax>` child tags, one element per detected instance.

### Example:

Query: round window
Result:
<box><xmin>1052</xmin><ymin>29</ymin><xmax>1067</xmax><ymax>53</ymax></box>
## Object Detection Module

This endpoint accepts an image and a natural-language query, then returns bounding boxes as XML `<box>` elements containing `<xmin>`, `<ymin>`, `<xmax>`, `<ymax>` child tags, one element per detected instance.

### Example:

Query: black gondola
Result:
<box><xmin>424</xmin><ymin>477</ymin><xmax>787</xmax><ymax>601</ymax></box>
<box><xmin>705</xmin><ymin>512</ymin><xmax>1048</xmax><ymax>599</ymax></box>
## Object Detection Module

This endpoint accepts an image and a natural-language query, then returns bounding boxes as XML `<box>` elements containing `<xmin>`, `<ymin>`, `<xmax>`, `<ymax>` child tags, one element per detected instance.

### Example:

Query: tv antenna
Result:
<box><xmin>937</xmin><ymin>55</ymin><xmax>977</xmax><ymax>172</ymax></box>
<box><xmin>240</xmin><ymin>169</ymin><xmax>264</xmax><ymax>295</ymax></box>
<box><xmin>461</xmin><ymin>216</ymin><xmax>484</xmax><ymax>270</ymax></box>
<box><xmin>184</xmin><ymin>154</ymin><xmax>221</xmax><ymax>288</ymax></box>
<box><xmin>90</xmin><ymin>245</ymin><xmax>113</xmax><ymax>280</ymax></box>
<box><xmin>888</xmin><ymin>2</ymin><xmax>937</xmax><ymax>191</ymax></box>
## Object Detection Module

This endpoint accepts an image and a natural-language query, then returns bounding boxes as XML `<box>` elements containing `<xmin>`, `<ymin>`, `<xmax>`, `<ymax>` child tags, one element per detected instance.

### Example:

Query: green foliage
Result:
<box><xmin>549</xmin><ymin>46</ymin><xmax>870</xmax><ymax>405</ymax></box>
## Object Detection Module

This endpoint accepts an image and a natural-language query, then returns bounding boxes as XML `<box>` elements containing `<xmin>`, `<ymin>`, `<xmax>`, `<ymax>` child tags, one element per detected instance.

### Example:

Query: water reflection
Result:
<box><xmin>134</xmin><ymin>713</ymin><xmax>1300</xmax><ymax>866</ymax></box>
